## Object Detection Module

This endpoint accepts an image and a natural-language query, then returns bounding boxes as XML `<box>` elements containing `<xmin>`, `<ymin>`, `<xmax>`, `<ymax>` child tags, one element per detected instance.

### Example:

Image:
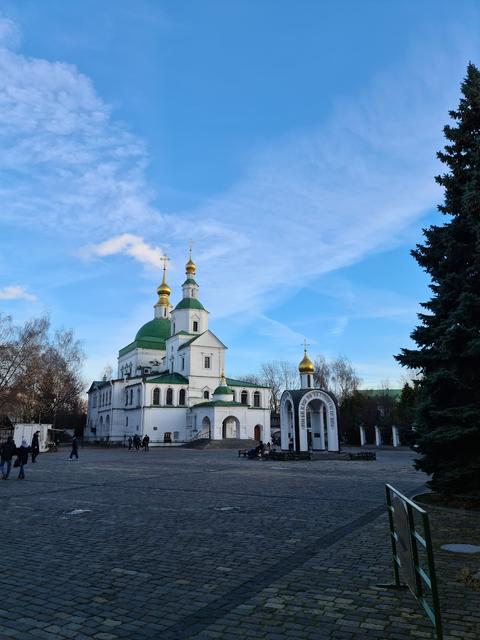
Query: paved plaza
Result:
<box><xmin>0</xmin><ymin>447</ymin><xmax>478</xmax><ymax>639</ymax></box>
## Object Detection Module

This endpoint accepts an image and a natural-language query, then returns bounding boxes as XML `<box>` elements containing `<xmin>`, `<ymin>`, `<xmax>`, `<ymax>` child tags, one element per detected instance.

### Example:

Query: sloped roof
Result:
<box><xmin>147</xmin><ymin>372</ymin><xmax>189</xmax><ymax>385</ymax></box>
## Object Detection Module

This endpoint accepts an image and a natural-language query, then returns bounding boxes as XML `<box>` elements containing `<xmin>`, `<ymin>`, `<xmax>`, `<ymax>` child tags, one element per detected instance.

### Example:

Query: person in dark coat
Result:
<box><xmin>1</xmin><ymin>436</ymin><xmax>17</xmax><ymax>480</ymax></box>
<box><xmin>31</xmin><ymin>431</ymin><xmax>40</xmax><ymax>463</ymax></box>
<box><xmin>17</xmin><ymin>439</ymin><xmax>29</xmax><ymax>479</ymax></box>
<box><xmin>128</xmin><ymin>436</ymin><xmax>133</xmax><ymax>451</ymax></box>
<box><xmin>142</xmin><ymin>435</ymin><xmax>150</xmax><ymax>452</ymax></box>
<box><xmin>69</xmin><ymin>436</ymin><xmax>79</xmax><ymax>460</ymax></box>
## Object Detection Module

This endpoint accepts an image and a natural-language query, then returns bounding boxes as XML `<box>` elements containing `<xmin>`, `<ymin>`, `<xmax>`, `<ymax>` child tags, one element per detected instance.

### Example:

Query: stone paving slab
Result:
<box><xmin>0</xmin><ymin>447</ymin><xmax>478</xmax><ymax>639</ymax></box>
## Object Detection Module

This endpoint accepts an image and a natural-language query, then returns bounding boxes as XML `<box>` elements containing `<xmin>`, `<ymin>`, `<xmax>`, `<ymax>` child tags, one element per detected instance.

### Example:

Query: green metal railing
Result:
<box><xmin>385</xmin><ymin>484</ymin><xmax>443</xmax><ymax>640</ymax></box>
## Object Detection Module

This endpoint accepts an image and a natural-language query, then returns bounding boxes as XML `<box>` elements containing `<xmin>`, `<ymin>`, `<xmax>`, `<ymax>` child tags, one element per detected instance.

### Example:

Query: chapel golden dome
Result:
<box><xmin>185</xmin><ymin>246</ymin><xmax>196</xmax><ymax>275</ymax></box>
<box><xmin>298</xmin><ymin>349</ymin><xmax>314</xmax><ymax>374</ymax></box>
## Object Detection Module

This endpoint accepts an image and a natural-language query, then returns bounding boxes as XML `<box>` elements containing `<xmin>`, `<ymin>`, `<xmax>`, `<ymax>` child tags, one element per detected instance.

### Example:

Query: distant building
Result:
<box><xmin>85</xmin><ymin>252</ymin><xmax>271</xmax><ymax>445</ymax></box>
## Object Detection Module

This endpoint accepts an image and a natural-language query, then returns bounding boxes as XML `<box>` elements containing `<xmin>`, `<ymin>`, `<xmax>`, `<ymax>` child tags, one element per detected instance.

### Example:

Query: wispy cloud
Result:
<box><xmin>79</xmin><ymin>234</ymin><xmax>166</xmax><ymax>269</ymax></box>
<box><xmin>0</xmin><ymin>285</ymin><xmax>36</xmax><ymax>301</ymax></box>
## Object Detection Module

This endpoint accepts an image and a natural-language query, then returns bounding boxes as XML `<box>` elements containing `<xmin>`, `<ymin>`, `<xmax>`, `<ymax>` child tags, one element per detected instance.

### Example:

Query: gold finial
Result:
<box><xmin>156</xmin><ymin>255</ymin><xmax>171</xmax><ymax>305</ymax></box>
<box><xmin>186</xmin><ymin>242</ymin><xmax>196</xmax><ymax>275</ymax></box>
<box><xmin>298</xmin><ymin>338</ymin><xmax>314</xmax><ymax>373</ymax></box>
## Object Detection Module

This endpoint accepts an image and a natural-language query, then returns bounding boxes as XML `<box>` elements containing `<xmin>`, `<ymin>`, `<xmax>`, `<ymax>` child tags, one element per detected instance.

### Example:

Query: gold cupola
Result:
<box><xmin>185</xmin><ymin>246</ymin><xmax>196</xmax><ymax>275</ymax></box>
<box><xmin>298</xmin><ymin>347</ymin><xmax>314</xmax><ymax>374</ymax></box>
<box><xmin>156</xmin><ymin>264</ymin><xmax>171</xmax><ymax>306</ymax></box>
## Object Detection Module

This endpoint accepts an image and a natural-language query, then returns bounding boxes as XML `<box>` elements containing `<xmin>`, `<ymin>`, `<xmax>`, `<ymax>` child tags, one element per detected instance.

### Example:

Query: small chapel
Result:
<box><xmin>280</xmin><ymin>347</ymin><xmax>340</xmax><ymax>453</ymax></box>
<box><xmin>85</xmin><ymin>252</ymin><xmax>271</xmax><ymax>445</ymax></box>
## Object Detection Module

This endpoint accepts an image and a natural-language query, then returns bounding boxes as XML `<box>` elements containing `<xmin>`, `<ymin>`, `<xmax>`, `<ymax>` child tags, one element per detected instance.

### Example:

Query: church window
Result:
<box><xmin>126</xmin><ymin>417</ymin><xmax>128</xmax><ymax>427</ymax></box>
<box><xmin>125</xmin><ymin>390</ymin><xmax>128</xmax><ymax>406</ymax></box>
<box><xmin>204</xmin><ymin>356</ymin><xmax>211</xmax><ymax>369</ymax></box>
<box><xmin>253</xmin><ymin>391</ymin><xmax>261</xmax><ymax>408</ymax></box>
<box><xmin>129</xmin><ymin>389</ymin><xmax>133</xmax><ymax>405</ymax></box>
<box><xmin>137</xmin><ymin>389</ymin><xmax>141</xmax><ymax>406</ymax></box>
<box><xmin>193</xmin><ymin>321</ymin><xmax>198</xmax><ymax>332</ymax></box>
<box><xmin>241</xmin><ymin>391</ymin><xmax>248</xmax><ymax>405</ymax></box>
<box><xmin>179</xmin><ymin>389</ymin><xmax>186</xmax><ymax>405</ymax></box>
<box><xmin>153</xmin><ymin>388</ymin><xmax>160</xmax><ymax>405</ymax></box>
<box><xmin>203</xmin><ymin>390</ymin><xmax>210</xmax><ymax>399</ymax></box>
<box><xmin>232</xmin><ymin>391</ymin><xmax>236</xmax><ymax>402</ymax></box>
<box><xmin>173</xmin><ymin>323</ymin><xmax>176</xmax><ymax>334</ymax></box>
<box><xmin>181</xmin><ymin>357</ymin><xmax>185</xmax><ymax>370</ymax></box>
<box><xmin>173</xmin><ymin>431</ymin><xmax>179</xmax><ymax>441</ymax></box>
<box><xmin>307</xmin><ymin>374</ymin><xmax>311</xmax><ymax>387</ymax></box>
<box><xmin>166</xmin><ymin>388</ymin><xmax>173</xmax><ymax>405</ymax></box>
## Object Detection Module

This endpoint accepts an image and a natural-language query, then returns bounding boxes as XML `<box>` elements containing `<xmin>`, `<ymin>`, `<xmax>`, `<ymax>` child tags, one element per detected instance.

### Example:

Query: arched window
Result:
<box><xmin>253</xmin><ymin>391</ymin><xmax>260</xmax><ymax>408</ymax></box>
<box><xmin>129</xmin><ymin>389</ymin><xmax>133</xmax><ymax>405</ymax></box>
<box><xmin>179</xmin><ymin>389</ymin><xmax>186</xmax><ymax>406</ymax></box>
<box><xmin>166</xmin><ymin>388</ymin><xmax>173</xmax><ymax>406</ymax></box>
<box><xmin>125</xmin><ymin>390</ymin><xmax>128</xmax><ymax>406</ymax></box>
<box><xmin>153</xmin><ymin>388</ymin><xmax>160</xmax><ymax>405</ymax></box>
<box><xmin>241</xmin><ymin>390</ymin><xmax>248</xmax><ymax>405</ymax></box>
<box><xmin>203</xmin><ymin>390</ymin><xmax>210</xmax><ymax>399</ymax></box>
<box><xmin>307</xmin><ymin>374</ymin><xmax>311</xmax><ymax>387</ymax></box>
<box><xmin>193</xmin><ymin>321</ymin><xmax>198</xmax><ymax>332</ymax></box>
<box><xmin>136</xmin><ymin>388</ymin><xmax>141</xmax><ymax>405</ymax></box>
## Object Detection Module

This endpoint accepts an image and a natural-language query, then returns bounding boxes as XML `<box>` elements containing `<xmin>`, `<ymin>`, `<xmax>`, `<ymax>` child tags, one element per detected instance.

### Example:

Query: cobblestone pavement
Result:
<box><xmin>0</xmin><ymin>447</ymin><xmax>478</xmax><ymax>639</ymax></box>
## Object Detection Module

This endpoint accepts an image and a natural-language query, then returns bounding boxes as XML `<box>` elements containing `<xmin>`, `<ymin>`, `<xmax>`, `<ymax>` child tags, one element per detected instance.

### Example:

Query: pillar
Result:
<box><xmin>392</xmin><ymin>425</ymin><xmax>400</xmax><ymax>448</ymax></box>
<box><xmin>374</xmin><ymin>425</ymin><xmax>382</xmax><ymax>447</ymax></box>
<box><xmin>359</xmin><ymin>425</ymin><xmax>366</xmax><ymax>446</ymax></box>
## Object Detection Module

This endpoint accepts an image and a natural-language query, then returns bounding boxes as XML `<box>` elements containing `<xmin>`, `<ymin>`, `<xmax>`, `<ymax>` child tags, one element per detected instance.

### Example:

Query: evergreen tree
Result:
<box><xmin>396</xmin><ymin>63</ymin><xmax>480</xmax><ymax>495</ymax></box>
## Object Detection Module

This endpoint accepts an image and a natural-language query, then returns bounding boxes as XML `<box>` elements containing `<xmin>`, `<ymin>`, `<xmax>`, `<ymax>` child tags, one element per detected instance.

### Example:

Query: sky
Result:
<box><xmin>0</xmin><ymin>0</ymin><xmax>479</xmax><ymax>388</ymax></box>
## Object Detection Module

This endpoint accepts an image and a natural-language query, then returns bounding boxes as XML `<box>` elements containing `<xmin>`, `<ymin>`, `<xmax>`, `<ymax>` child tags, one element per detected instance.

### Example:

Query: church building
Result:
<box><xmin>85</xmin><ymin>252</ymin><xmax>271</xmax><ymax>445</ymax></box>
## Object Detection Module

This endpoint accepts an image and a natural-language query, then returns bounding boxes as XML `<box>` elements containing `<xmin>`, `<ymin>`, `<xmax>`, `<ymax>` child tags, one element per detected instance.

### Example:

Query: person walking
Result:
<box><xmin>16</xmin><ymin>439</ymin><xmax>29</xmax><ymax>479</ymax></box>
<box><xmin>31</xmin><ymin>430</ymin><xmax>40</xmax><ymax>463</ymax></box>
<box><xmin>142</xmin><ymin>435</ymin><xmax>150</xmax><ymax>452</ymax></box>
<box><xmin>69</xmin><ymin>436</ymin><xmax>79</xmax><ymax>460</ymax></box>
<box><xmin>128</xmin><ymin>436</ymin><xmax>133</xmax><ymax>451</ymax></box>
<box><xmin>0</xmin><ymin>436</ymin><xmax>17</xmax><ymax>480</ymax></box>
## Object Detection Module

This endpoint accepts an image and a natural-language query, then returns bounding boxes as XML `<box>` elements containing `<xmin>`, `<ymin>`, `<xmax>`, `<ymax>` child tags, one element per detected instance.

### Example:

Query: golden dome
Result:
<box><xmin>156</xmin><ymin>267</ymin><xmax>171</xmax><ymax>305</ymax></box>
<box><xmin>298</xmin><ymin>349</ymin><xmax>314</xmax><ymax>374</ymax></box>
<box><xmin>186</xmin><ymin>247</ymin><xmax>196</xmax><ymax>275</ymax></box>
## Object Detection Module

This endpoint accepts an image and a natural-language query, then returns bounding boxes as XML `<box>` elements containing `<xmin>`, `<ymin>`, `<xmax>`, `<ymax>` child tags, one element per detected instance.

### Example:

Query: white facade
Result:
<box><xmin>85</xmin><ymin>256</ymin><xmax>271</xmax><ymax>445</ymax></box>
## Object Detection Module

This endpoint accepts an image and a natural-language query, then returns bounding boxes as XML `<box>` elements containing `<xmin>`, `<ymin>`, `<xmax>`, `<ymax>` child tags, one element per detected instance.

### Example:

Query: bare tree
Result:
<box><xmin>312</xmin><ymin>354</ymin><xmax>360</xmax><ymax>406</ymax></box>
<box><xmin>313</xmin><ymin>355</ymin><xmax>330</xmax><ymax>390</ymax></box>
<box><xmin>330</xmin><ymin>356</ymin><xmax>361</xmax><ymax>405</ymax></box>
<box><xmin>0</xmin><ymin>314</ymin><xmax>49</xmax><ymax>416</ymax></box>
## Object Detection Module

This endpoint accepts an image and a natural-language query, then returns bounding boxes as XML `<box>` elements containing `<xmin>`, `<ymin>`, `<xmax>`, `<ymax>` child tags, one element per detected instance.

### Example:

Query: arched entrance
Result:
<box><xmin>254</xmin><ymin>424</ymin><xmax>262</xmax><ymax>441</ymax></box>
<box><xmin>280</xmin><ymin>389</ymin><xmax>339</xmax><ymax>452</ymax></box>
<box><xmin>222</xmin><ymin>416</ymin><xmax>240</xmax><ymax>439</ymax></box>
<box><xmin>201</xmin><ymin>416</ymin><xmax>211</xmax><ymax>438</ymax></box>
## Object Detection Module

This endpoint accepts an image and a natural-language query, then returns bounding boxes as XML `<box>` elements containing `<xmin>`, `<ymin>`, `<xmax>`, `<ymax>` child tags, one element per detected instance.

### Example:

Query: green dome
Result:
<box><xmin>214</xmin><ymin>385</ymin><xmax>233</xmax><ymax>396</ymax></box>
<box><xmin>135</xmin><ymin>318</ymin><xmax>171</xmax><ymax>343</ymax></box>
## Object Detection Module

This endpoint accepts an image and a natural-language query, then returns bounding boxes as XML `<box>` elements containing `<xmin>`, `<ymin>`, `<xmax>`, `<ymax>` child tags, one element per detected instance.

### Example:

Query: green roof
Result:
<box><xmin>119</xmin><ymin>318</ymin><xmax>171</xmax><ymax>357</ymax></box>
<box><xmin>147</xmin><ymin>372</ymin><xmax>189</xmax><ymax>385</ymax></box>
<box><xmin>136</xmin><ymin>318</ymin><xmax>171</xmax><ymax>342</ymax></box>
<box><xmin>226</xmin><ymin>377</ymin><xmax>270</xmax><ymax>389</ymax></box>
<box><xmin>182</xmin><ymin>278</ymin><xmax>198</xmax><ymax>286</ymax></box>
<box><xmin>174</xmin><ymin>297</ymin><xmax>206</xmax><ymax>311</ymax></box>
<box><xmin>176</xmin><ymin>331</ymin><xmax>193</xmax><ymax>336</ymax></box>
<box><xmin>194</xmin><ymin>400</ymin><xmax>245</xmax><ymax>408</ymax></box>
<box><xmin>213</xmin><ymin>385</ymin><xmax>233</xmax><ymax>395</ymax></box>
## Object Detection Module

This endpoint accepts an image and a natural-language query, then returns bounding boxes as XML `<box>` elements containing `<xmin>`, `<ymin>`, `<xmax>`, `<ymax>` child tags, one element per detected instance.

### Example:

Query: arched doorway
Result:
<box><xmin>254</xmin><ymin>424</ymin><xmax>262</xmax><ymax>441</ymax></box>
<box><xmin>201</xmin><ymin>416</ymin><xmax>211</xmax><ymax>438</ymax></box>
<box><xmin>222</xmin><ymin>416</ymin><xmax>240</xmax><ymax>439</ymax></box>
<box><xmin>280</xmin><ymin>389</ymin><xmax>339</xmax><ymax>452</ymax></box>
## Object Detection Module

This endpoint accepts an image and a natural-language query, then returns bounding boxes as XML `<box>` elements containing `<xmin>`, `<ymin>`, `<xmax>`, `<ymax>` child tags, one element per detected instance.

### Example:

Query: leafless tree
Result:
<box><xmin>313</xmin><ymin>354</ymin><xmax>361</xmax><ymax>406</ymax></box>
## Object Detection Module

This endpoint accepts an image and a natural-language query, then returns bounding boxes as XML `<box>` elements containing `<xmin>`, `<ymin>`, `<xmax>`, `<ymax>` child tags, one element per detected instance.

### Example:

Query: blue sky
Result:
<box><xmin>0</xmin><ymin>1</ymin><xmax>479</xmax><ymax>387</ymax></box>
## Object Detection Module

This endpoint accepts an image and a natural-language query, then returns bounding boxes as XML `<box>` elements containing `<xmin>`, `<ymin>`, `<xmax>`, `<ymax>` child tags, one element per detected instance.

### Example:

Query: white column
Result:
<box><xmin>359</xmin><ymin>425</ymin><xmax>366</xmax><ymax>446</ymax></box>
<box><xmin>392</xmin><ymin>425</ymin><xmax>400</xmax><ymax>447</ymax></box>
<box><xmin>374</xmin><ymin>425</ymin><xmax>382</xmax><ymax>447</ymax></box>
<box><xmin>319</xmin><ymin>408</ymin><xmax>325</xmax><ymax>450</ymax></box>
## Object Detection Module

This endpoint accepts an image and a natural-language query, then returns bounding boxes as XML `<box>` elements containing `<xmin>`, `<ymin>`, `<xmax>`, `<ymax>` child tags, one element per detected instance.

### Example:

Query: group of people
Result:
<box><xmin>247</xmin><ymin>441</ymin><xmax>273</xmax><ymax>459</ymax></box>
<box><xmin>0</xmin><ymin>430</ymin><xmax>40</xmax><ymax>480</ymax></box>
<box><xmin>0</xmin><ymin>431</ymin><xmax>80</xmax><ymax>479</ymax></box>
<box><xmin>128</xmin><ymin>434</ymin><xmax>150</xmax><ymax>451</ymax></box>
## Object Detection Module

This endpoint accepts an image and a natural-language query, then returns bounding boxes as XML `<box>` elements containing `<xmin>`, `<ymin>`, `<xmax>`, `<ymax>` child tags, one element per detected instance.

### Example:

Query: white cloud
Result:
<box><xmin>80</xmin><ymin>234</ymin><xmax>166</xmax><ymax>269</ymax></box>
<box><xmin>0</xmin><ymin>285</ymin><xmax>36</xmax><ymax>301</ymax></box>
